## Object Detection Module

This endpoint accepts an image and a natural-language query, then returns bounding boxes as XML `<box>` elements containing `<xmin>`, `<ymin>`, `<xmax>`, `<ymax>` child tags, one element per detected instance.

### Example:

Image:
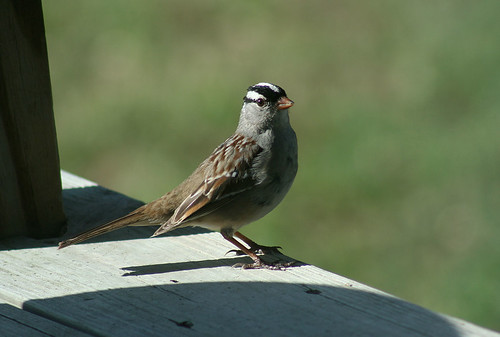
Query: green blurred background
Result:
<box><xmin>43</xmin><ymin>1</ymin><xmax>499</xmax><ymax>330</ymax></box>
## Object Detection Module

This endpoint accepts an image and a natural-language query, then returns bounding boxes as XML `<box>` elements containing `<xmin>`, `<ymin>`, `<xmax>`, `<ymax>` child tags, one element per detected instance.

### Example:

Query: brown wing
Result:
<box><xmin>152</xmin><ymin>134</ymin><xmax>263</xmax><ymax>236</ymax></box>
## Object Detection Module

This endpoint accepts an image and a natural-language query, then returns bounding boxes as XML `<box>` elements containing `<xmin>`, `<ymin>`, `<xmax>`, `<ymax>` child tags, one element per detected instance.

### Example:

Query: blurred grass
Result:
<box><xmin>43</xmin><ymin>0</ymin><xmax>499</xmax><ymax>330</ymax></box>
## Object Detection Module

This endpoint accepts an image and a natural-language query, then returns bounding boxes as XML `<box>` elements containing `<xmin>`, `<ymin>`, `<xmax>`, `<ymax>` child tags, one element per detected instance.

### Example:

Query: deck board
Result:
<box><xmin>0</xmin><ymin>170</ymin><xmax>497</xmax><ymax>336</ymax></box>
<box><xmin>0</xmin><ymin>301</ymin><xmax>90</xmax><ymax>336</ymax></box>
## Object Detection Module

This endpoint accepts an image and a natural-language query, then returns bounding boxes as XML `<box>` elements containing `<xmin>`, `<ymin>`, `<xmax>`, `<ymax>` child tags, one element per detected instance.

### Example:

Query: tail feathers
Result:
<box><xmin>151</xmin><ymin>220</ymin><xmax>175</xmax><ymax>238</ymax></box>
<box><xmin>58</xmin><ymin>211</ymin><xmax>147</xmax><ymax>249</ymax></box>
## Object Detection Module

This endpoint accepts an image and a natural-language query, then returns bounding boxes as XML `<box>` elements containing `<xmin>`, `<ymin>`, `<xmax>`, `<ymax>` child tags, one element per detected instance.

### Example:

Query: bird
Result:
<box><xmin>58</xmin><ymin>82</ymin><xmax>298</xmax><ymax>269</ymax></box>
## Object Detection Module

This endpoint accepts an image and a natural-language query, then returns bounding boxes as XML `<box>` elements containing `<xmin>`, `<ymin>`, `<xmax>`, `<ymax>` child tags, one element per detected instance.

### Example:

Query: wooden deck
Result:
<box><xmin>0</xmin><ymin>171</ymin><xmax>497</xmax><ymax>336</ymax></box>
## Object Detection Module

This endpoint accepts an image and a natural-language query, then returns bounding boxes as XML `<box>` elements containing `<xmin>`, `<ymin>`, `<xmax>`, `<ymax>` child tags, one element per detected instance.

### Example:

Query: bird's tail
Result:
<box><xmin>58</xmin><ymin>210</ymin><xmax>148</xmax><ymax>249</ymax></box>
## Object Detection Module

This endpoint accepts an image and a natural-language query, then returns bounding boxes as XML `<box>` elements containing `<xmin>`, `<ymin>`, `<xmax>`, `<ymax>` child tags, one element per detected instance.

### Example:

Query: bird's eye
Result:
<box><xmin>256</xmin><ymin>98</ymin><xmax>266</xmax><ymax>107</ymax></box>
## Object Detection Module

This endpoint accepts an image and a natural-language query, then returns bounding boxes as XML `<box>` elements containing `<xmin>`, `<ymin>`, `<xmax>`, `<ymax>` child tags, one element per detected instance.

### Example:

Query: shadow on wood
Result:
<box><xmin>121</xmin><ymin>255</ymin><xmax>304</xmax><ymax>276</ymax></box>
<box><xmin>22</xmin><ymin>281</ymin><xmax>461</xmax><ymax>337</ymax></box>
<box><xmin>0</xmin><ymin>184</ymin><xmax>209</xmax><ymax>250</ymax></box>
<box><xmin>0</xmin><ymin>302</ymin><xmax>87</xmax><ymax>336</ymax></box>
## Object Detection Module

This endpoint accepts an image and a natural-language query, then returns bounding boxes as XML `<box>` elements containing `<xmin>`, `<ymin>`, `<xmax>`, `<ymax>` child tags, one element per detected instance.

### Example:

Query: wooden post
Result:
<box><xmin>0</xmin><ymin>0</ymin><xmax>66</xmax><ymax>238</ymax></box>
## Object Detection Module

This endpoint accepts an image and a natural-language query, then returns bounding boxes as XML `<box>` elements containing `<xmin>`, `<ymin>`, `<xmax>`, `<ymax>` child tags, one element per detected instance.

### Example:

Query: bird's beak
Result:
<box><xmin>277</xmin><ymin>97</ymin><xmax>294</xmax><ymax>110</ymax></box>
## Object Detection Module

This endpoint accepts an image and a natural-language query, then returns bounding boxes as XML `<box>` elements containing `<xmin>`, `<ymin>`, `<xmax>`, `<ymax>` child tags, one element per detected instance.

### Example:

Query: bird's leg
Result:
<box><xmin>220</xmin><ymin>230</ymin><xmax>286</xmax><ymax>270</ymax></box>
<box><xmin>233</xmin><ymin>231</ymin><xmax>282</xmax><ymax>255</ymax></box>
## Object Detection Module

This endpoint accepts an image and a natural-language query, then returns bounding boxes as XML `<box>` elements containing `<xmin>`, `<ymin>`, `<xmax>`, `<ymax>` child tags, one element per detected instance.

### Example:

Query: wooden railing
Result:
<box><xmin>0</xmin><ymin>171</ymin><xmax>496</xmax><ymax>336</ymax></box>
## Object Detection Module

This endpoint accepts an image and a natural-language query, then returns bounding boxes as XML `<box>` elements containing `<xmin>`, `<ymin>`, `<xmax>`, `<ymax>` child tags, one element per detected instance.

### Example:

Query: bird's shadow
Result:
<box><xmin>122</xmin><ymin>253</ymin><xmax>306</xmax><ymax>276</ymax></box>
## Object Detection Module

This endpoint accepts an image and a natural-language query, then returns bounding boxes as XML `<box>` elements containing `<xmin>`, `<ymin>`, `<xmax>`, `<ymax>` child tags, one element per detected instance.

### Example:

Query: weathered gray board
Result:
<box><xmin>0</xmin><ymin>171</ymin><xmax>497</xmax><ymax>336</ymax></box>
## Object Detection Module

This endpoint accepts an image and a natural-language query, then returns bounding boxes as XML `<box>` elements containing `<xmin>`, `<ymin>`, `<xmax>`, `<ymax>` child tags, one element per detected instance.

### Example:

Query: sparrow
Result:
<box><xmin>58</xmin><ymin>82</ymin><xmax>298</xmax><ymax>269</ymax></box>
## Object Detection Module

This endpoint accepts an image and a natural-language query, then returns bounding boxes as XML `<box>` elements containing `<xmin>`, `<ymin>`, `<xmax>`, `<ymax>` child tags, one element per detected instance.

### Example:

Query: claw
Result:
<box><xmin>226</xmin><ymin>245</ymin><xmax>283</xmax><ymax>257</ymax></box>
<box><xmin>225</xmin><ymin>249</ymin><xmax>247</xmax><ymax>256</ymax></box>
<box><xmin>252</xmin><ymin>245</ymin><xmax>282</xmax><ymax>255</ymax></box>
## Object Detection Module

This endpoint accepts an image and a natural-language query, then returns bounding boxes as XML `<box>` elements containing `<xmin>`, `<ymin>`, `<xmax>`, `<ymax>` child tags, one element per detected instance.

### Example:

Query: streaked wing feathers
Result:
<box><xmin>152</xmin><ymin>134</ymin><xmax>262</xmax><ymax>236</ymax></box>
